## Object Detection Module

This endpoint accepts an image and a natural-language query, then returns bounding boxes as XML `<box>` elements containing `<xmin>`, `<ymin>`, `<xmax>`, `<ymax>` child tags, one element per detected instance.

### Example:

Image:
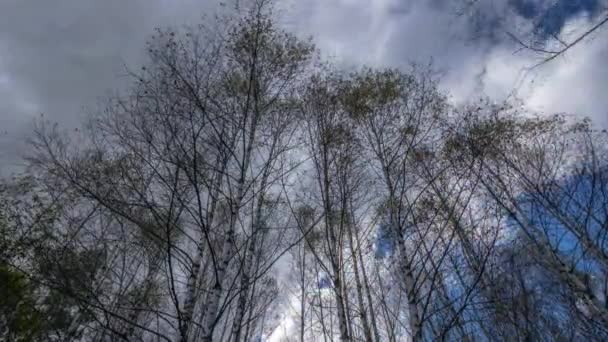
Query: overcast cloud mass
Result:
<box><xmin>1</xmin><ymin>0</ymin><xmax>607</xmax><ymax>174</ymax></box>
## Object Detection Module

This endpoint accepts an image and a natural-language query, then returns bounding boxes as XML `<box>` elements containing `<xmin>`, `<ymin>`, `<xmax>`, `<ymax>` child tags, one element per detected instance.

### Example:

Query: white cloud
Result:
<box><xmin>281</xmin><ymin>0</ymin><xmax>607</xmax><ymax>129</ymax></box>
<box><xmin>523</xmin><ymin>18</ymin><xmax>608</xmax><ymax>127</ymax></box>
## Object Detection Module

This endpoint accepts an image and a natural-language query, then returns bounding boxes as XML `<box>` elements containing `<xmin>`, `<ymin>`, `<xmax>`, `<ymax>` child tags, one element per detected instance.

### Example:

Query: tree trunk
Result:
<box><xmin>346</xmin><ymin>220</ymin><xmax>374</xmax><ymax>342</ymax></box>
<box><xmin>396</xmin><ymin>234</ymin><xmax>422</xmax><ymax>342</ymax></box>
<box><xmin>333</xmin><ymin>273</ymin><xmax>351</xmax><ymax>341</ymax></box>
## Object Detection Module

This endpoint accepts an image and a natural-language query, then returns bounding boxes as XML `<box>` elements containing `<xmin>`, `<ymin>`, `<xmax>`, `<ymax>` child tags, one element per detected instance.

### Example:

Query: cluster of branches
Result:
<box><xmin>1</xmin><ymin>1</ymin><xmax>608</xmax><ymax>341</ymax></box>
<box><xmin>286</xmin><ymin>69</ymin><xmax>608</xmax><ymax>341</ymax></box>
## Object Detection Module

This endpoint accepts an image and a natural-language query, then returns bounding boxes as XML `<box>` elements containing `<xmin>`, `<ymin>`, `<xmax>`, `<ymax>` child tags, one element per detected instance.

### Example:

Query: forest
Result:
<box><xmin>1</xmin><ymin>0</ymin><xmax>608</xmax><ymax>341</ymax></box>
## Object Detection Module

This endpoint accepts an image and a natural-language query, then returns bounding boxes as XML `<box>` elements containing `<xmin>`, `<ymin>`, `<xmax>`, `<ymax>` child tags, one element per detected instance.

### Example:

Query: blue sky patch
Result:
<box><xmin>374</xmin><ymin>222</ymin><xmax>395</xmax><ymax>259</ymax></box>
<box><xmin>511</xmin><ymin>0</ymin><xmax>601</xmax><ymax>38</ymax></box>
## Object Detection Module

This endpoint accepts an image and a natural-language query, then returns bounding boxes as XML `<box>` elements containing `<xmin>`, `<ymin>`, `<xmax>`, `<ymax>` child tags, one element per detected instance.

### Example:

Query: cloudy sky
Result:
<box><xmin>1</xmin><ymin>0</ymin><xmax>607</xmax><ymax>174</ymax></box>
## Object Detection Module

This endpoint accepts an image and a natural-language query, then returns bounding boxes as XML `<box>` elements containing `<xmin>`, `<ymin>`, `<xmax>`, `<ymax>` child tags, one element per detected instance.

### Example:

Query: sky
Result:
<box><xmin>0</xmin><ymin>0</ymin><xmax>607</xmax><ymax>175</ymax></box>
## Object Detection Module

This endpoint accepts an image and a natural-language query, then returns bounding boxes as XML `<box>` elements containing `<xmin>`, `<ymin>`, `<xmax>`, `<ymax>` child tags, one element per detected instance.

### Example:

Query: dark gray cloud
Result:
<box><xmin>1</xmin><ymin>0</ymin><xmax>607</xmax><ymax>175</ymax></box>
<box><xmin>0</xmin><ymin>0</ymin><xmax>216</xmax><ymax>173</ymax></box>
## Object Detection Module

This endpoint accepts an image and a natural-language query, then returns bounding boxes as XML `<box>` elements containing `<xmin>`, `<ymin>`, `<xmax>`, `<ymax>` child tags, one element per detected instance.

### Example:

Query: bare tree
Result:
<box><xmin>24</xmin><ymin>1</ymin><xmax>313</xmax><ymax>341</ymax></box>
<box><xmin>444</xmin><ymin>105</ymin><xmax>608</xmax><ymax>339</ymax></box>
